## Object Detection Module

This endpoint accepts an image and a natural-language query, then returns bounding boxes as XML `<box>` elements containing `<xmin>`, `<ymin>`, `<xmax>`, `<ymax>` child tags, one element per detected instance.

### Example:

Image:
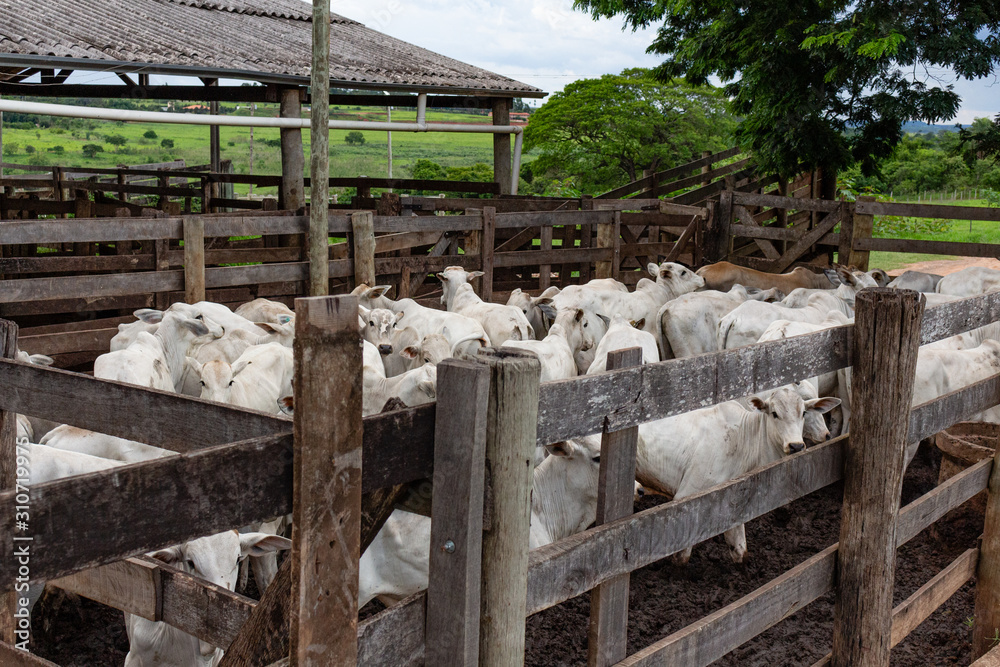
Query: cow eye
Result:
<box><xmin>369</xmin><ymin>321</ymin><xmax>374</xmax><ymax>327</ymax></box>
<box><xmin>195</xmin><ymin>314</ymin><xmax>203</xmax><ymax>320</ymax></box>
<box><xmin>424</xmin><ymin>358</ymin><xmax>430</xmax><ymax>364</ymax></box>
<box><xmin>185</xmin><ymin>558</ymin><xmax>195</xmax><ymax>570</ymax></box>
<box><xmin>228</xmin><ymin>380</ymin><xmax>235</xmax><ymax>386</ymax></box>
<box><xmin>771</xmin><ymin>411</ymin><xmax>778</xmax><ymax>419</ymax></box>
<box><xmin>583</xmin><ymin>322</ymin><xmax>588</xmax><ymax>327</ymax></box>
<box><xmin>591</xmin><ymin>455</ymin><xmax>601</xmax><ymax>463</ymax></box>
<box><xmin>199</xmin><ymin>380</ymin><xmax>205</xmax><ymax>386</ymax></box>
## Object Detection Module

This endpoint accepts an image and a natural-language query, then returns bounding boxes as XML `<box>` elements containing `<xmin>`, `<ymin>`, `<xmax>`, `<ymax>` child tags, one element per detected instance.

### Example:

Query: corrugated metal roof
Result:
<box><xmin>0</xmin><ymin>0</ymin><xmax>543</xmax><ymax>96</ymax></box>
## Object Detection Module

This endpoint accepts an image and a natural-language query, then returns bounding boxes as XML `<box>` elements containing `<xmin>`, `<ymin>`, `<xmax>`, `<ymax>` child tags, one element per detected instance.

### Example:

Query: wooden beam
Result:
<box><xmin>0</xmin><ymin>321</ymin><xmax>17</xmax><ymax>644</ymax></box>
<box><xmin>289</xmin><ymin>295</ymin><xmax>361</xmax><ymax>664</ymax></box>
<box><xmin>832</xmin><ymin>289</ymin><xmax>923</xmax><ymax>667</ymax></box>
<box><xmin>183</xmin><ymin>216</ymin><xmax>205</xmax><ymax>303</ymax></box>
<box><xmin>975</xmin><ymin>441</ymin><xmax>1000</xmax><ymax>658</ymax></box>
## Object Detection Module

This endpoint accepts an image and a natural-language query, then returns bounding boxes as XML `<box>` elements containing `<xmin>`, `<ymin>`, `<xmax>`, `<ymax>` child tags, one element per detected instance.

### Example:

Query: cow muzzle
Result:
<box><xmin>787</xmin><ymin>442</ymin><xmax>805</xmax><ymax>454</ymax></box>
<box><xmin>378</xmin><ymin>344</ymin><xmax>393</xmax><ymax>355</ymax></box>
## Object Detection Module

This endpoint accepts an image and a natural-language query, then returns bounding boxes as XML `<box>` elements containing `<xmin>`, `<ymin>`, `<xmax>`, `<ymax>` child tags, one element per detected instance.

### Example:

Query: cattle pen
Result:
<box><xmin>2</xmin><ymin>156</ymin><xmax>1000</xmax><ymax>665</ymax></box>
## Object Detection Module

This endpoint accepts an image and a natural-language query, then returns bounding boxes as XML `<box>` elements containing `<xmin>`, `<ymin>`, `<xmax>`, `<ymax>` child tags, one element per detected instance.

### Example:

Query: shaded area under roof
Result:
<box><xmin>0</xmin><ymin>0</ymin><xmax>544</xmax><ymax>97</ymax></box>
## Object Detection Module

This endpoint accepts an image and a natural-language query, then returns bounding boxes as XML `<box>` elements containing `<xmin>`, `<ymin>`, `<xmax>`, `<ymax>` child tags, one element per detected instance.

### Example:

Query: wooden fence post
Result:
<box><xmin>595</xmin><ymin>211</ymin><xmax>620</xmax><ymax>280</ymax></box>
<box><xmin>588</xmin><ymin>347</ymin><xmax>642</xmax><ymax>667</ymax></box>
<box><xmin>352</xmin><ymin>210</ymin><xmax>375</xmax><ymax>290</ymax></box>
<box><xmin>0</xmin><ymin>320</ymin><xmax>17</xmax><ymax>645</ymax></box>
<box><xmin>701</xmin><ymin>150</ymin><xmax>712</xmax><ymax>186</ymax></box>
<box><xmin>539</xmin><ymin>224</ymin><xmax>553</xmax><ymax>290</ymax></box>
<box><xmin>426</xmin><ymin>359</ymin><xmax>490</xmax><ymax>665</ymax></box>
<box><xmin>288</xmin><ymin>295</ymin><xmax>362</xmax><ymax>665</ymax></box>
<box><xmin>481</xmin><ymin>207</ymin><xmax>496</xmax><ymax>302</ymax></box>
<box><xmin>183</xmin><ymin>216</ymin><xmax>205</xmax><ymax>304</ymax></box>
<box><xmin>831</xmin><ymin>289</ymin><xmax>924</xmax><ymax>667</ymax></box>
<box><xmin>580</xmin><ymin>195</ymin><xmax>593</xmax><ymax>283</ymax></box>
<box><xmin>478</xmin><ymin>348</ymin><xmax>541</xmax><ymax>666</ymax></box>
<box><xmin>973</xmin><ymin>443</ymin><xmax>1000</xmax><ymax>658</ymax></box>
<box><xmin>706</xmin><ymin>190</ymin><xmax>734</xmax><ymax>262</ymax></box>
<box><xmin>847</xmin><ymin>195</ymin><xmax>874</xmax><ymax>271</ymax></box>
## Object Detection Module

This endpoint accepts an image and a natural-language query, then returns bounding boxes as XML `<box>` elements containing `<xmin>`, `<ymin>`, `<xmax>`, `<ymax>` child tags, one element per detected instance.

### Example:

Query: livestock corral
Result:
<box><xmin>4</xmin><ymin>159</ymin><xmax>1000</xmax><ymax>666</ymax></box>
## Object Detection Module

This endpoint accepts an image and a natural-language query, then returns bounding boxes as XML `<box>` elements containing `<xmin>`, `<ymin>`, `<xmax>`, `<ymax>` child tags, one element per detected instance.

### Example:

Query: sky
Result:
<box><xmin>51</xmin><ymin>0</ymin><xmax>1000</xmax><ymax>124</ymax></box>
<box><xmin>326</xmin><ymin>0</ymin><xmax>999</xmax><ymax>124</ymax></box>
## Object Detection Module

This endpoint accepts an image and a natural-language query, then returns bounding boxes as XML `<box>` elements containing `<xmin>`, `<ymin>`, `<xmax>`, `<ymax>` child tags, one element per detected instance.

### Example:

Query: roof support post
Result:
<box><xmin>492</xmin><ymin>97</ymin><xmax>512</xmax><ymax>195</ymax></box>
<box><xmin>206</xmin><ymin>79</ymin><xmax>220</xmax><ymax>214</ymax></box>
<box><xmin>308</xmin><ymin>0</ymin><xmax>330</xmax><ymax>296</ymax></box>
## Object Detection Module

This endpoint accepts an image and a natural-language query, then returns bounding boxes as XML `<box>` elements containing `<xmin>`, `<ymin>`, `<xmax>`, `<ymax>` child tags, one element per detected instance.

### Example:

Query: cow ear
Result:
<box><xmin>278</xmin><ymin>396</ymin><xmax>294</xmax><ymax>416</ymax></box>
<box><xmin>538</xmin><ymin>302</ymin><xmax>557</xmax><ymax>320</ymax></box>
<box><xmin>631</xmin><ymin>318</ymin><xmax>645</xmax><ymax>330</ymax></box>
<box><xmin>436</xmin><ymin>272</ymin><xmax>448</xmax><ymax>282</ymax></box>
<box><xmin>27</xmin><ymin>354</ymin><xmax>54</xmax><ymax>366</ymax></box>
<box><xmin>749</xmin><ymin>397</ymin><xmax>768</xmax><ymax>412</ymax></box>
<box><xmin>836</xmin><ymin>265</ymin><xmax>856</xmax><ymax>287</ymax></box>
<box><xmin>418</xmin><ymin>379</ymin><xmax>436</xmax><ymax>398</ymax></box>
<box><xmin>540</xmin><ymin>285</ymin><xmax>561</xmax><ymax>298</ymax></box>
<box><xmin>240</xmin><ymin>533</ymin><xmax>292</xmax><ymax>559</ymax></box>
<box><xmin>823</xmin><ymin>269</ymin><xmax>842</xmax><ymax>286</ymax></box>
<box><xmin>149</xmin><ymin>546</ymin><xmax>183</xmax><ymax>564</ymax></box>
<box><xmin>647</xmin><ymin>263</ymin><xmax>659</xmax><ymax>277</ymax></box>
<box><xmin>181</xmin><ymin>319</ymin><xmax>211</xmax><ymax>337</ymax></box>
<box><xmin>370</xmin><ymin>285</ymin><xmax>392</xmax><ymax>298</ymax></box>
<box><xmin>255</xmin><ymin>322</ymin><xmax>280</xmax><ymax>334</ymax></box>
<box><xmin>278</xmin><ymin>315</ymin><xmax>293</xmax><ymax>325</ymax></box>
<box><xmin>806</xmin><ymin>397</ymin><xmax>841</xmax><ymax>414</ymax></box>
<box><xmin>545</xmin><ymin>441</ymin><xmax>577</xmax><ymax>458</ymax></box>
<box><xmin>400</xmin><ymin>346</ymin><xmax>420</xmax><ymax>359</ymax></box>
<box><xmin>597</xmin><ymin>313</ymin><xmax>611</xmax><ymax>327</ymax></box>
<box><xmin>395</xmin><ymin>311</ymin><xmax>404</xmax><ymax>322</ymax></box>
<box><xmin>469</xmin><ymin>270</ymin><xmax>485</xmax><ymax>279</ymax></box>
<box><xmin>134</xmin><ymin>308</ymin><xmax>163</xmax><ymax>324</ymax></box>
<box><xmin>575</xmin><ymin>308</ymin><xmax>585</xmax><ymax>322</ymax></box>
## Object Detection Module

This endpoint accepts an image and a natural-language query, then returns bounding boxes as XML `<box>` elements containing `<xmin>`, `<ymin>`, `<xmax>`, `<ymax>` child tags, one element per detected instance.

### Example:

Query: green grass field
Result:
<box><xmin>867</xmin><ymin>198</ymin><xmax>997</xmax><ymax>271</ymax></box>
<box><xmin>0</xmin><ymin>106</ymin><xmax>506</xmax><ymax>197</ymax></box>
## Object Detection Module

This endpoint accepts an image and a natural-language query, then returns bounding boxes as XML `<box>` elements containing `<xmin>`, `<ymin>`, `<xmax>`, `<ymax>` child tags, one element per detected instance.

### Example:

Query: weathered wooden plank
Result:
<box><xmin>0</xmin><ymin>322</ymin><xmax>17</xmax><ymax>645</ymax></box>
<box><xmin>921</xmin><ymin>292</ymin><xmax>1000</xmax><ymax>344</ymax></box>
<box><xmin>772</xmin><ymin>206</ymin><xmax>843</xmax><ymax>273</ymax></box>
<box><xmin>596</xmin><ymin>147</ymin><xmax>742</xmax><ymax>200</ymax></box>
<box><xmin>0</xmin><ymin>359</ymin><xmax>290</xmax><ymax>449</ymax></box>
<box><xmin>183</xmin><ymin>216</ymin><xmax>206</xmax><ymax>304</ymax></box>
<box><xmin>481</xmin><ymin>207</ymin><xmax>496</xmax><ymax>302</ymax></box>
<box><xmin>0</xmin><ymin>328</ymin><xmax>108</xmax><ymax>358</ymax></box>
<box><xmin>0</xmin><ymin>270</ymin><xmax>184</xmax><ymax>304</ymax></box>
<box><xmin>371</xmin><ymin>215</ymin><xmax>482</xmax><ymax>233</ymax></box>
<box><xmin>357</xmin><ymin>592</ymin><xmax>426</xmax><ymax>667</ymax></box>
<box><xmin>588</xmin><ymin>349</ymin><xmax>642</xmax><ymax>667</ymax></box>
<box><xmin>494</xmin><ymin>247</ymin><xmax>612</xmax><ymax>269</ymax></box>
<box><xmin>0</xmin><ymin>642</ymin><xmax>59</xmax><ymax>665</ymax></box>
<box><xmin>0</xmin><ymin>253</ymin><xmax>154</xmax><ymax>273</ymax></box>
<box><xmin>975</xmin><ymin>441</ymin><xmax>1000</xmax><ymax>659</ymax></box>
<box><xmin>621</xmin><ymin>543</ymin><xmax>839</xmax><ymax>667</ymax></box>
<box><xmin>525</xmin><ymin>436</ymin><xmax>845</xmax><ymax>615</ymax></box>
<box><xmin>855</xmin><ymin>237</ymin><xmax>1000</xmax><ymax>259</ymax></box>
<box><xmin>856</xmin><ymin>200</ymin><xmax>1000</xmax><ymax>221</ymax></box>
<box><xmin>425</xmin><ymin>360</ymin><xmax>490</xmax><ymax>665</ymax></box>
<box><xmin>847</xmin><ymin>196</ymin><xmax>874</xmax><ymax>271</ymax></box>
<box><xmin>663</xmin><ymin>217</ymin><xmax>698</xmax><ymax>263</ymax></box>
<box><xmin>50</xmin><ymin>557</ymin><xmax>162</xmax><ymax>622</ymax></box>
<box><xmin>973</xmin><ymin>642</ymin><xmax>1000</xmax><ymax>667</ymax></box>
<box><xmin>158</xmin><ymin>562</ymin><xmax>256</xmax><ymax>650</ymax></box>
<box><xmin>352</xmin><ymin>211</ymin><xmax>376</xmax><ymax>290</ymax></box>
<box><xmin>0</xmin><ymin>434</ymin><xmax>293</xmax><ymax>589</ymax></box>
<box><xmin>289</xmin><ymin>296</ymin><xmax>362</xmax><ymax>663</ymax></box>
<box><xmin>833</xmin><ymin>290</ymin><xmax>923</xmax><ymax>667</ymax></box>
<box><xmin>494</xmin><ymin>210</ymin><xmax>613</xmax><ymax>229</ymax></box>
<box><xmin>729</xmin><ymin>224</ymin><xmax>808</xmax><ymax>241</ymax></box>
<box><xmin>909</xmin><ymin>374</ymin><xmax>1000</xmax><ymax>443</ymax></box>
<box><xmin>650</xmin><ymin>159</ymin><xmax>751</xmax><ymax>198</ymax></box>
<box><xmin>731</xmin><ymin>191</ymin><xmax>843</xmax><ymax>213</ymax></box>
<box><xmin>733</xmin><ymin>204</ymin><xmax>780</xmax><ymax>260</ymax></box>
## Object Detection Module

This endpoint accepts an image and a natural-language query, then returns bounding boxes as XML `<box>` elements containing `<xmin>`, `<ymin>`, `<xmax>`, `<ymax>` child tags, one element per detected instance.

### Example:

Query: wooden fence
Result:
<box><xmin>0</xmin><ymin>200</ymin><xmax>706</xmax><ymax>368</ymax></box>
<box><xmin>1</xmin><ymin>287</ymin><xmax>999</xmax><ymax>665</ymax></box>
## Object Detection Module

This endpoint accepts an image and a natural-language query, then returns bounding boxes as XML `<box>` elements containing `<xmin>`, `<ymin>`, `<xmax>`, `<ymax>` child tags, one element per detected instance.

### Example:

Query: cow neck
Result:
<box><xmin>735</xmin><ymin>408</ymin><xmax>784</xmax><ymax>475</ymax></box>
<box><xmin>153</xmin><ymin>325</ymin><xmax>194</xmax><ymax>391</ymax></box>
<box><xmin>530</xmin><ymin>456</ymin><xmax>593</xmax><ymax>549</ymax></box>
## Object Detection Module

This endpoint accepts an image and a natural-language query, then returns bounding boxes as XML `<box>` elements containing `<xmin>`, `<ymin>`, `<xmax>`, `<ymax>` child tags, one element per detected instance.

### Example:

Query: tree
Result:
<box><xmin>1</xmin><ymin>142</ymin><xmax>18</xmax><ymax>156</ymax></box>
<box><xmin>143</xmin><ymin>129</ymin><xmax>158</xmax><ymax>139</ymax></box>
<box><xmin>524</xmin><ymin>68</ymin><xmax>735</xmax><ymax>193</ymax></box>
<box><xmin>345</xmin><ymin>131</ymin><xmax>366</xmax><ymax>146</ymax></box>
<box><xmin>575</xmin><ymin>0</ymin><xmax>1000</xmax><ymax>183</ymax></box>
<box><xmin>82</xmin><ymin>144</ymin><xmax>104</xmax><ymax>158</ymax></box>
<box><xmin>24</xmin><ymin>145</ymin><xmax>35</xmax><ymax>154</ymax></box>
<box><xmin>959</xmin><ymin>114</ymin><xmax>1000</xmax><ymax>165</ymax></box>
<box><xmin>105</xmin><ymin>134</ymin><xmax>128</xmax><ymax>151</ymax></box>
<box><xmin>160</xmin><ymin>138</ymin><xmax>175</xmax><ymax>149</ymax></box>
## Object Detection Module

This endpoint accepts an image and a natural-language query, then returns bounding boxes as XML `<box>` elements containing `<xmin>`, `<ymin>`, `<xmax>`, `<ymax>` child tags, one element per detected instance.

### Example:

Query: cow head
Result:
<box><xmin>436</xmin><ymin>266</ymin><xmax>484</xmax><ymax>308</ymax></box>
<box><xmin>351</xmin><ymin>284</ymin><xmax>395</xmax><ymax>310</ymax></box>
<box><xmin>360</xmin><ymin>307</ymin><xmax>404</xmax><ymax>356</ymax></box>
<box><xmin>401</xmin><ymin>333</ymin><xmax>452</xmax><ymax>366</ymax></box>
<box><xmin>648</xmin><ymin>261</ymin><xmax>706</xmax><ymax>297</ymax></box>
<box><xmin>748</xmin><ymin>386</ymin><xmax>840</xmax><ymax>456</ymax></box>
<box><xmin>508</xmin><ymin>289</ymin><xmax>558</xmax><ymax>339</ymax></box>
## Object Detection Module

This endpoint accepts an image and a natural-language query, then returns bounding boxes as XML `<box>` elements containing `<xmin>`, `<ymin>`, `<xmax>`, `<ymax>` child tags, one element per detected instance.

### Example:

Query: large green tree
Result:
<box><xmin>575</xmin><ymin>0</ymin><xmax>1000</xmax><ymax>183</ymax></box>
<box><xmin>524</xmin><ymin>69</ymin><xmax>735</xmax><ymax>194</ymax></box>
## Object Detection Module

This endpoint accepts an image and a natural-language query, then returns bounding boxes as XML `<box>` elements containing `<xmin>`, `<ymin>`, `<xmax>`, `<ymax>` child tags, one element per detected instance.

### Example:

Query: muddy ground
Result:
<box><xmin>28</xmin><ymin>444</ymin><xmax>981</xmax><ymax>666</ymax></box>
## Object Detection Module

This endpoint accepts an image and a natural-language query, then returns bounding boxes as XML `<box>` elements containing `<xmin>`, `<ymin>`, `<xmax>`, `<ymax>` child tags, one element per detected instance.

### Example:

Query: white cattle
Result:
<box><xmin>24</xmin><ymin>441</ymin><xmax>125</xmax><ymax>485</ymax></box>
<box><xmin>234</xmin><ymin>298</ymin><xmax>294</xmax><ymax>325</ymax></box>
<box><xmin>359</xmin><ymin>436</ymin><xmax>631</xmax><ymax>607</ymax></box>
<box><xmin>936</xmin><ymin>267</ymin><xmax>1000</xmax><ymax>297</ymax></box>
<box><xmin>352</xmin><ymin>284</ymin><xmax>490</xmax><ymax>361</ymax></box>
<box><xmin>502</xmin><ymin>308</ymin><xmax>597</xmax><ymax>382</ymax></box>
<box><xmin>586</xmin><ymin>314</ymin><xmax>659</xmax><ymax>374</ymax></box>
<box><xmin>780</xmin><ymin>266</ymin><xmax>877</xmax><ymax>311</ymax></box>
<box><xmin>168</xmin><ymin>301</ymin><xmax>268</xmax><ymax>336</ymax></box>
<box><xmin>925</xmin><ymin>321</ymin><xmax>1000</xmax><ymax>351</ymax></box>
<box><xmin>756</xmin><ymin>312</ymin><xmax>851</xmax><ymax>398</ymax></box>
<box><xmin>110</xmin><ymin>309</ymin><xmax>163</xmax><ymax>351</ymax></box>
<box><xmin>636</xmin><ymin>386</ymin><xmax>839</xmax><ymax>562</ymax></box>
<box><xmin>889</xmin><ymin>270</ymin><xmax>943</xmax><ymax>292</ymax></box>
<box><xmin>398</xmin><ymin>332</ymin><xmax>485</xmax><ymax>371</ymax></box>
<box><xmin>96</xmin><ymin>311</ymin><xmax>224</xmax><ymax>392</ymax></box>
<box><xmin>438</xmin><ymin>267</ymin><xmax>533</xmax><ymax>345</ymax></box>
<box><xmin>14</xmin><ymin>351</ymin><xmax>59</xmax><ymax>441</ymax></box>
<box><xmin>656</xmin><ymin>286</ymin><xmax>766</xmax><ymax>359</ymax></box>
<box><xmin>125</xmin><ymin>531</ymin><xmax>291</xmax><ymax>667</ymax></box>
<box><xmin>507</xmin><ymin>287</ymin><xmax>559</xmax><ymax>339</ymax></box>
<box><xmin>362</xmin><ymin>340</ymin><xmax>437</xmax><ymax>415</ymax></box>
<box><xmin>359</xmin><ymin>307</ymin><xmax>422</xmax><ymax>377</ymax></box>
<box><xmin>176</xmin><ymin>330</ymin><xmax>255</xmax><ymax>397</ymax></box>
<box><xmin>42</xmin><ymin>426</ymin><xmax>175</xmax><ymax>463</ymax></box>
<box><xmin>198</xmin><ymin>343</ymin><xmax>294</xmax><ymax>414</ymax></box>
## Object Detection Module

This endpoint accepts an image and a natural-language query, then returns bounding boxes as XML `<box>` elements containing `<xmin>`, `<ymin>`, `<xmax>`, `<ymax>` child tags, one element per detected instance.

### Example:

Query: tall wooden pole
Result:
<box><xmin>831</xmin><ymin>289</ymin><xmax>924</xmax><ymax>667</ymax></box>
<box><xmin>492</xmin><ymin>98</ymin><xmax>512</xmax><ymax>195</ymax></box>
<box><xmin>309</xmin><ymin>0</ymin><xmax>330</xmax><ymax>296</ymax></box>
<box><xmin>0</xmin><ymin>320</ymin><xmax>18</xmax><ymax>644</ymax></box>
<box><xmin>973</xmin><ymin>443</ymin><xmax>1000</xmax><ymax>658</ymax></box>
<box><xmin>279</xmin><ymin>89</ymin><xmax>304</xmax><ymax>212</ymax></box>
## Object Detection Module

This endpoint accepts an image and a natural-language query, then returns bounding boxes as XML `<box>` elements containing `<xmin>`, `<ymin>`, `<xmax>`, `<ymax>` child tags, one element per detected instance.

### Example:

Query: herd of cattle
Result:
<box><xmin>15</xmin><ymin>259</ymin><xmax>1000</xmax><ymax>665</ymax></box>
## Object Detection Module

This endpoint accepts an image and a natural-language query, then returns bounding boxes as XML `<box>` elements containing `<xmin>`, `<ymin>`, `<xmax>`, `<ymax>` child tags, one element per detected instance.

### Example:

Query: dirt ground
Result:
<box><xmin>890</xmin><ymin>256</ymin><xmax>1000</xmax><ymax>277</ymax></box>
<box><xmin>27</xmin><ymin>445</ymin><xmax>981</xmax><ymax>666</ymax></box>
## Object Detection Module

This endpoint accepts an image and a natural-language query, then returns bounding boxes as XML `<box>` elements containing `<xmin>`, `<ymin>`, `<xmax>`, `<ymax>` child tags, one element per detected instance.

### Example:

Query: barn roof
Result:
<box><xmin>0</xmin><ymin>0</ymin><xmax>544</xmax><ymax>97</ymax></box>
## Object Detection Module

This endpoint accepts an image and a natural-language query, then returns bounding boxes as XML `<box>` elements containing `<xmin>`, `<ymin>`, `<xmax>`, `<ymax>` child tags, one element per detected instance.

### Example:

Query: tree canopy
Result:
<box><xmin>574</xmin><ymin>0</ymin><xmax>1000</xmax><ymax>181</ymax></box>
<box><xmin>523</xmin><ymin>69</ymin><xmax>734</xmax><ymax>194</ymax></box>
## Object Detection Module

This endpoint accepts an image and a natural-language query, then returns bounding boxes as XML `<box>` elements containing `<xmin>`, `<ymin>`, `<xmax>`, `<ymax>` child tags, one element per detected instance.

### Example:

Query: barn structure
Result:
<box><xmin>0</xmin><ymin>0</ymin><xmax>544</xmax><ymax>196</ymax></box>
